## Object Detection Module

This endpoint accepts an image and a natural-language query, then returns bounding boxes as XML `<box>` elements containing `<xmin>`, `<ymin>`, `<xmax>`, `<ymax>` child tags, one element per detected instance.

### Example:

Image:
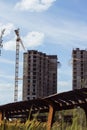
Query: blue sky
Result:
<box><xmin>0</xmin><ymin>0</ymin><xmax>87</xmax><ymax>105</ymax></box>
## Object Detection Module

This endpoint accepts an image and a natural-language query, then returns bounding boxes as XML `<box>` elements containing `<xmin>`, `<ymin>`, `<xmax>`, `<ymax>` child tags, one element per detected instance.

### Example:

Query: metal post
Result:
<box><xmin>0</xmin><ymin>112</ymin><xmax>2</xmax><ymax>125</ymax></box>
<box><xmin>47</xmin><ymin>104</ymin><xmax>54</xmax><ymax>130</ymax></box>
<box><xmin>82</xmin><ymin>107</ymin><xmax>87</xmax><ymax>127</ymax></box>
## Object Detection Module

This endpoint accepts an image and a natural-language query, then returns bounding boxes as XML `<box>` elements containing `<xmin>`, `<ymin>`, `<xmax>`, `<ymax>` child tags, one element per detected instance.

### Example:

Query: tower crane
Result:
<box><xmin>14</xmin><ymin>28</ymin><xmax>25</xmax><ymax>102</ymax></box>
<box><xmin>0</xmin><ymin>29</ymin><xmax>5</xmax><ymax>56</ymax></box>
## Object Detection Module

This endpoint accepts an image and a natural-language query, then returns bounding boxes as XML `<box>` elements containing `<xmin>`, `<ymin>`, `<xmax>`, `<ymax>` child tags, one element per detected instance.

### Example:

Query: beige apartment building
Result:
<box><xmin>23</xmin><ymin>50</ymin><xmax>58</xmax><ymax>100</ymax></box>
<box><xmin>72</xmin><ymin>48</ymin><xmax>87</xmax><ymax>90</ymax></box>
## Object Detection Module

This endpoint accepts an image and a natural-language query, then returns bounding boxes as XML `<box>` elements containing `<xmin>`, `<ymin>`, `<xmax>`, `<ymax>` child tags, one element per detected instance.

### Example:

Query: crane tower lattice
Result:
<box><xmin>0</xmin><ymin>29</ymin><xmax>5</xmax><ymax>55</ymax></box>
<box><xmin>14</xmin><ymin>28</ymin><xmax>25</xmax><ymax>102</ymax></box>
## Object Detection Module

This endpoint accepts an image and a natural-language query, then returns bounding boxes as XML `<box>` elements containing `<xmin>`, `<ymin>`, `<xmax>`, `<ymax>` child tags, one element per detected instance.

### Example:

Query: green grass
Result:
<box><xmin>0</xmin><ymin>108</ymin><xmax>87</xmax><ymax>130</ymax></box>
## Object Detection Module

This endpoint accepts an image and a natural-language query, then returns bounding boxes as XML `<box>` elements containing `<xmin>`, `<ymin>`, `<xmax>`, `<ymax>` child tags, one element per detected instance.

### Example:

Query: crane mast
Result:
<box><xmin>14</xmin><ymin>29</ymin><xmax>20</xmax><ymax>102</ymax></box>
<box><xmin>14</xmin><ymin>28</ymin><xmax>26</xmax><ymax>102</ymax></box>
<box><xmin>0</xmin><ymin>29</ymin><xmax>5</xmax><ymax>55</ymax></box>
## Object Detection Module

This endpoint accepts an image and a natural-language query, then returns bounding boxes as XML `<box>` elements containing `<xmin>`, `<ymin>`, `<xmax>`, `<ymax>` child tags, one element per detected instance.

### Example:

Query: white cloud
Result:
<box><xmin>27</xmin><ymin>19</ymin><xmax>87</xmax><ymax>48</ymax></box>
<box><xmin>23</xmin><ymin>31</ymin><xmax>44</xmax><ymax>48</ymax></box>
<box><xmin>3</xmin><ymin>31</ymin><xmax>45</xmax><ymax>51</ymax></box>
<box><xmin>0</xmin><ymin>23</ymin><xmax>14</xmax><ymax>37</ymax></box>
<box><xmin>45</xmin><ymin>21</ymin><xmax>87</xmax><ymax>47</ymax></box>
<box><xmin>4</xmin><ymin>39</ymin><xmax>16</xmax><ymax>51</ymax></box>
<box><xmin>15</xmin><ymin>0</ymin><xmax>56</xmax><ymax>12</ymax></box>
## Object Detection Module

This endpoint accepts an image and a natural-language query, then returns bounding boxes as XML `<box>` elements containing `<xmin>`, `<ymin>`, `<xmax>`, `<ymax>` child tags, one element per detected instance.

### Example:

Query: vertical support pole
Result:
<box><xmin>0</xmin><ymin>112</ymin><xmax>2</xmax><ymax>125</ymax></box>
<box><xmin>82</xmin><ymin>107</ymin><xmax>87</xmax><ymax>126</ymax></box>
<box><xmin>47</xmin><ymin>104</ymin><xmax>54</xmax><ymax>130</ymax></box>
<box><xmin>14</xmin><ymin>40</ymin><xmax>20</xmax><ymax>102</ymax></box>
<box><xmin>84</xmin><ymin>109</ymin><xmax>87</xmax><ymax>122</ymax></box>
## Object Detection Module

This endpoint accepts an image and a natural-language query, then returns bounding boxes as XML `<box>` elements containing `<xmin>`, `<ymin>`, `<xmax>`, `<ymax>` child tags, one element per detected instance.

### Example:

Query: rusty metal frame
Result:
<box><xmin>47</xmin><ymin>104</ymin><xmax>54</xmax><ymax>130</ymax></box>
<box><xmin>0</xmin><ymin>88</ymin><xmax>87</xmax><ymax>129</ymax></box>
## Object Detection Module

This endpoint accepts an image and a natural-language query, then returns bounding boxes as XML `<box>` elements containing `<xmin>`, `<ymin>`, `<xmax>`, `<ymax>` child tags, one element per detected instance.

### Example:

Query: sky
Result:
<box><xmin>0</xmin><ymin>0</ymin><xmax>87</xmax><ymax>105</ymax></box>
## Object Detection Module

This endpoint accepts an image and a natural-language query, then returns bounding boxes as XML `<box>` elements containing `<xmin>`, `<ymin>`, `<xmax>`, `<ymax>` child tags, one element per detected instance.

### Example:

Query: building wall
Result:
<box><xmin>23</xmin><ymin>50</ymin><xmax>58</xmax><ymax>100</ymax></box>
<box><xmin>72</xmin><ymin>48</ymin><xmax>87</xmax><ymax>90</ymax></box>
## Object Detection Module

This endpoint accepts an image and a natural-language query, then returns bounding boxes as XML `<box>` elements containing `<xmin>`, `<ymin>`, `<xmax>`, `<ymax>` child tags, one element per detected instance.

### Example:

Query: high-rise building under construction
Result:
<box><xmin>23</xmin><ymin>50</ymin><xmax>58</xmax><ymax>100</ymax></box>
<box><xmin>72</xmin><ymin>48</ymin><xmax>87</xmax><ymax>90</ymax></box>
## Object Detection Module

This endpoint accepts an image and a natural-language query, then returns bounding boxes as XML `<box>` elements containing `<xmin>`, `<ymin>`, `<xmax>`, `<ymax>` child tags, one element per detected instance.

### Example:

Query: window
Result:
<box><xmin>33</xmin><ymin>80</ymin><xmax>36</xmax><ymax>83</ymax></box>
<box><xmin>27</xmin><ymin>97</ymin><xmax>30</xmax><ymax>100</ymax></box>
<box><xmin>33</xmin><ymin>76</ymin><xmax>36</xmax><ymax>79</ymax></box>
<box><xmin>33</xmin><ymin>68</ymin><xmax>36</xmax><ymax>71</ymax></box>
<box><xmin>33</xmin><ymin>88</ymin><xmax>35</xmax><ymax>92</ymax></box>
<box><xmin>33</xmin><ymin>72</ymin><xmax>36</xmax><ymax>75</ymax></box>
<box><xmin>32</xmin><ymin>92</ymin><xmax>35</xmax><ymax>95</ymax></box>
<box><xmin>33</xmin><ymin>56</ymin><xmax>37</xmax><ymax>58</ymax></box>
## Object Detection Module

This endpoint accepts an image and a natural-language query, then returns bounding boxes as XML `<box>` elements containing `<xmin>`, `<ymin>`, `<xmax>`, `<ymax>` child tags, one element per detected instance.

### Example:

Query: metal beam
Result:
<box><xmin>0</xmin><ymin>112</ymin><xmax>2</xmax><ymax>125</ymax></box>
<box><xmin>47</xmin><ymin>104</ymin><xmax>54</xmax><ymax>130</ymax></box>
